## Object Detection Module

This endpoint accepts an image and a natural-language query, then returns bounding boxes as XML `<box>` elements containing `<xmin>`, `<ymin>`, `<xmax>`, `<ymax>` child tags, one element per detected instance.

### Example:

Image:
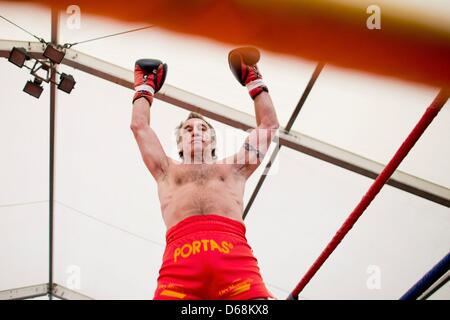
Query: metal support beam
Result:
<box><xmin>419</xmin><ymin>270</ymin><xmax>450</xmax><ymax>300</ymax></box>
<box><xmin>285</xmin><ymin>63</ymin><xmax>325</xmax><ymax>132</ymax></box>
<box><xmin>244</xmin><ymin>62</ymin><xmax>325</xmax><ymax>219</ymax></box>
<box><xmin>52</xmin><ymin>284</ymin><xmax>93</xmax><ymax>300</ymax></box>
<box><xmin>0</xmin><ymin>283</ymin><xmax>93</xmax><ymax>300</ymax></box>
<box><xmin>0</xmin><ymin>40</ymin><xmax>448</xmax><ymax>207</ymax></box>
<box><xmin>0</xmin><ymin>284</ymin><xmax>48</xmax><ymax>300</ymax></box>
<box><xmin>243</xmin><ymin>142</ymin><xmax>281</xmax><ymax>219</ymax></box>
<box><xmin>48</xmin><ymin>9</ymin><xmax>58</xmax><ymax>300</ymax></box>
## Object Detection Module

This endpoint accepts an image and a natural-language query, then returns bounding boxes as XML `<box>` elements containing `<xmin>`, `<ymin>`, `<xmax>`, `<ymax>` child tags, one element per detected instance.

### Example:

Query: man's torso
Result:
<box><xmin>157</xmin><ymin>160</ymin><xmax>246</xmax><ymax>229</ymax></box>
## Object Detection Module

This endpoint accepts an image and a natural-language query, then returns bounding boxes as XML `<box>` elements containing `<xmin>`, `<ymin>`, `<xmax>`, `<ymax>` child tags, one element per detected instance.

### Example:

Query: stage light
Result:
<box><xmin>30</xmin><ymin>60</ymin><xmax>51</xmax><ymax>83</ymax></box>
<box><xmin>58</xmin><ymin>73</ymin><xmax>76</xmax><ymax>94</ymax></box>
<box><xmin>8</xmin><ymin>47</ymin><xmax>29</xmax><ymax>68</ymax></box>
<box><xmin>43</xmin><ymin>44</ymin><xmax>65</xmax><ymax>64</ymax></box>
<box><xmin>23</xmin><ymin>78</ymin><xmax>44</xmax><ymax>99</ymax></box>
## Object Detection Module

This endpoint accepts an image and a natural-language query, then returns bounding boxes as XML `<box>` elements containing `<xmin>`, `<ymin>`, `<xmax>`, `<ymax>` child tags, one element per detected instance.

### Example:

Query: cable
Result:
<box><xmin>0</xmin><ymin>198</ymin><xmax>164</xmax><ymax>250</ymax></box>
<box><xmin>0</xmin><ymin>14</ymin><xmax>46</xmax><ymax>43</ymax></box>
<box><xmin>54</xmin><ymin>200</ymin><xmax>164</xmax><ymax>248</ymax></box>
<box><xmin>64</xmin><ymin>25</ymin><xmax>154</xmax><ymax>48</ymax></box>
<box><xmin>0</xmin><ymin>200</ymin><xmax>48</xmax><ymax>209</ymax></box>
<box><xmin>0</xmin><ymin>14</ymin><xmax>153</xmax><ymax>48</ymax></box>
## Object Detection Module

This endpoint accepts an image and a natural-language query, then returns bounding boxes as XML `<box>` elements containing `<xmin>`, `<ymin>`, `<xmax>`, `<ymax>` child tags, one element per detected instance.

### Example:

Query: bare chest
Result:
<box><xmin>168</xmin><ymin>164</ymin><xmax>236</xmax><ymax>186</ymax></box>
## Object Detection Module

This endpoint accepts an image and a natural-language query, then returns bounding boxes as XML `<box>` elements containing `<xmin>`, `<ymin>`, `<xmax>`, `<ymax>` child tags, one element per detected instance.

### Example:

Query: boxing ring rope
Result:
<box><xmin>400</xmin><ymin>252</ymin><xmax>450</xmax><ymax>300</ymax></box>
<box><xmin>288</xmin><ymin>90</ymin><xmax>449</xmax><ymax>300</ymax></box>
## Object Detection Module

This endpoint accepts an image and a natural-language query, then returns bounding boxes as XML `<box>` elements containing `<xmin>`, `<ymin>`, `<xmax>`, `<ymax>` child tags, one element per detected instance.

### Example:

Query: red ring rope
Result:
<box><xmin>288</xmin><ymin>90</ymin><xmax>449</xmax><ymax>299</ymax></box>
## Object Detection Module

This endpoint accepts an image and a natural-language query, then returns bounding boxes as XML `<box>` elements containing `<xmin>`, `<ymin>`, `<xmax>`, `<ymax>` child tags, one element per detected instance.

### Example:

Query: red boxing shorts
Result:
<box><xmin>153</xmin><ymin>214</ymin><xmax>274</xmax><ymax>300</ymax></box>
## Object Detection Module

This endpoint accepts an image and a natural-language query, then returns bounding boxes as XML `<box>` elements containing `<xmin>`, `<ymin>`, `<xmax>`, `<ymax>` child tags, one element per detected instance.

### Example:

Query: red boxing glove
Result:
<box><xmin>228</xmin><ymin>47</ymin><xmax>268</xmax><ymax>100</ymax></box>
<box><xmin>133</xmin><ymin>59</ymin><xmax>168</xmax><ymax>104</ymax></box>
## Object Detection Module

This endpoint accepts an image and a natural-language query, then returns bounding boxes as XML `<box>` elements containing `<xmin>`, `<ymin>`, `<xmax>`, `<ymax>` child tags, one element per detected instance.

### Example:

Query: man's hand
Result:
<box><xmin>228</xmin><ymin>47</ymin><xmax>268</xmax><ymax>100</ymax></box>
<box><xmin>131</xmin><ymin>59</ymin><xmax>170</xmax><ymax>181</ymax></box>
<box><xmin>133</xmin><ymin>59</ymin><xmax>168</xmax><ymax>104</ymax></box>
<box><xmin>226</xmin><ymin>48</ymin><xmax>279</xmax><ymax>178</ymax></box>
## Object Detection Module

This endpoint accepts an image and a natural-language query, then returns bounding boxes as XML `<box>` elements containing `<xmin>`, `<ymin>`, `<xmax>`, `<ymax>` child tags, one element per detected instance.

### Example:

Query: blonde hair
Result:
<box><xmin>175</xmin><ymin>112</ymin><xmax>217</xmax><ymax>159</ymax></box>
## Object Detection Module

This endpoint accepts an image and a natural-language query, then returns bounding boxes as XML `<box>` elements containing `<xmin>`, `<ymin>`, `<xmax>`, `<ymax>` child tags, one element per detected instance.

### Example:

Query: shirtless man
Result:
<box><xmin>130</xmin><ymin>47</ymin><xmax>279</xmax><ymax>300</ymax></box>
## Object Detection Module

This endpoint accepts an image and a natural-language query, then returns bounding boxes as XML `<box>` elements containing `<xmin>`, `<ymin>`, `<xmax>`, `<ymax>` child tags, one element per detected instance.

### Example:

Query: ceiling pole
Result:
<box><xmin>243</xmin><ymin>63</ymin><xmax>325</xmax><ymax>219</ymax></box>
<box><xmin>48</xmin><ymin>7</ymin><xmax>59</xmax><ymax>300</ymax></box>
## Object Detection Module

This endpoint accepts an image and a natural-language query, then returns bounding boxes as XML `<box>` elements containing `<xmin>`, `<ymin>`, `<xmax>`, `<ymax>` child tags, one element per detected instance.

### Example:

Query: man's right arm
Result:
<box><xmin>130</xmin><ymin>98</ymin><xmax>170</xmax><ymax>181</ymax></box>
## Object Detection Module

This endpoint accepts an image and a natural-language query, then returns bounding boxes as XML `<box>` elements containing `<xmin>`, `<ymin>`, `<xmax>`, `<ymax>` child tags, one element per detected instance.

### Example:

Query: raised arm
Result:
<box><xmin>130</xmin><ymin>59</ymin><xmax>170</xmax><ymax>181</ymax></box>
<box><xmin>225</xmin><ymin>47</ymin><xmax>279</xmax><ymax>179</ymax></box>
<box><xmin>130</xmin><ymin>98</ymin><xmax>170</xmax><ymax>181</ymax></box>
<box><xmin>231</xmin><ymin>92</ymin><xmax>279</xmax><ymax>178</ymax></box>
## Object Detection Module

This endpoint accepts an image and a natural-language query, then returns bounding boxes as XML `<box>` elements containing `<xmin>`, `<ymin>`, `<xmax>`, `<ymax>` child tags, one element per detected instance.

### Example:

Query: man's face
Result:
<box><xmin>179</xmin><ymin>118</ymin><xmax>214</xmax><ymax>161</ymax></box>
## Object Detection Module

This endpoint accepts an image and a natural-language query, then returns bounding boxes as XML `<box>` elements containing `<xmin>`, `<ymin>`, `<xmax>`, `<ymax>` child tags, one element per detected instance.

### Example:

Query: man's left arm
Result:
<box><xmin>230</xmin><ymin>92</ymin><xmax>279</xmax><ymax>179</ymax></box>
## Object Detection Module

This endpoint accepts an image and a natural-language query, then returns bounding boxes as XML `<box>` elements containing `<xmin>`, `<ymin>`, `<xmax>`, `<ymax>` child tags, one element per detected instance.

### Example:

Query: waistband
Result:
<box><xmin>166</xmin><ymin>214</ymin><xmax>247</xmax><ymax>245</ymax></box>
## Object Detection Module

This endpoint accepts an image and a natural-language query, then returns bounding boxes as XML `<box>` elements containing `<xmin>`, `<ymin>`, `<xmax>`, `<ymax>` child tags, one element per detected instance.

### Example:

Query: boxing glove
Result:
<box><xmin>228</xmin><ymin>47</ymin><xmax>268</xmax><ymax>99</ymax></box>
<box><xmin>133</xmin><ymin>58</ymin><xmax>167</xmax><ymax>104</ymax></box>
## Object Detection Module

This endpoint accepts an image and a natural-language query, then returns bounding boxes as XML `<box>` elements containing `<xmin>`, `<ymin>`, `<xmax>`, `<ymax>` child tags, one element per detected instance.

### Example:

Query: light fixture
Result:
<box><xmin>23</xmin><ymin>78</ymin><xmax>43</xmax><ymax>98</ymax></box>
<box><xmin>30</xmin><ymin>60</ymin><xmax>51</xmax><ymax>83</ymax></box>
<box><xmin>10</xmin><ymin>44</ymin><xmax>75</xmax><ymax>97</ymax></box>
<box><xmin>58</xmin><ymin>73</ymin><xmax>76</xmax><ymax>94</ymax></box>
<box><xmin>43</xmin><ymin>44</ymin><xmax>65</xmax><ymax>64</ymax></box>
<box><xmin>8</xmin><ymin>47</ymin><xmax>29</xmax><ymax>68</ymax></box>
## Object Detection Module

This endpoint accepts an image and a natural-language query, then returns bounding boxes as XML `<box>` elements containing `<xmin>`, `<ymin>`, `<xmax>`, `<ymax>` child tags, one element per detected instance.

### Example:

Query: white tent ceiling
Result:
<box><xmin>0</xmin><ymin>1</ymin><xmax>449</xmax><ymax>299</ymax></box>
